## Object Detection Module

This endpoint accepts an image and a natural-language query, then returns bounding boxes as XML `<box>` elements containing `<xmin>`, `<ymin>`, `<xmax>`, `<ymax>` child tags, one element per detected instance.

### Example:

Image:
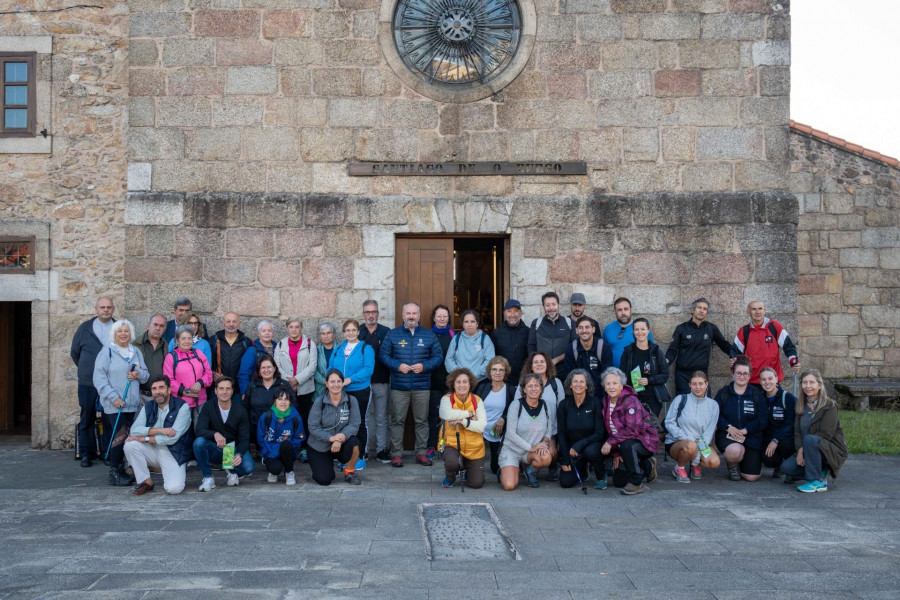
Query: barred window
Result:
<box><xmin>0</xmin><ymin>237</ymin><xmax>35</xmax><ymax>274</ymax></box>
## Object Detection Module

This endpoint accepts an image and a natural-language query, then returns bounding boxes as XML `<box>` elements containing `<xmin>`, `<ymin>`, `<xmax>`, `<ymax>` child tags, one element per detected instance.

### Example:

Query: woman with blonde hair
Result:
<box><xmin>780</xmin><ymin>369</ymin><xmax>848</xmax><ymax>493</ymax></box>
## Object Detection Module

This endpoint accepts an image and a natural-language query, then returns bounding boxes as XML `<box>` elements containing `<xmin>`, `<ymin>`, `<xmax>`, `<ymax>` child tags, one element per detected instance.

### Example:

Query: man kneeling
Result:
<box><xmin>193</xmin><ymin>377</ymin><xmax>255</xmax><ymax>491</ymax></box>
<box><xmin>124</xmin><ymin>375</ymin><xmax>192</xmax><ymax>495</ymax></box>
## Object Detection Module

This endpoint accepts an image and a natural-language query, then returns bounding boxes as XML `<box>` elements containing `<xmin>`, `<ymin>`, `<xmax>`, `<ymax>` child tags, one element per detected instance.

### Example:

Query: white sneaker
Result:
<box><xmin>226</xmin><ymin>472</ymin><xmax>239</xmax><ymax>486</ymax></box>
<box><xmin>198</xmin><ymin>477</ymin><xmax>216</xmax><ymax>492</ymax></box>
<box><xmin>267</xmin><ymin>473</ymin><xmax>278</xmax><ymax>483</ymax></box>
<box><xmin>285</xmin><ymin>472</ymin><xmax>296</xmax><ymax>486</ymax></box>
<box><xmin>187</xmin><ymin>460</ymin><xmax>197</xmax><ymax>467</ymax></box>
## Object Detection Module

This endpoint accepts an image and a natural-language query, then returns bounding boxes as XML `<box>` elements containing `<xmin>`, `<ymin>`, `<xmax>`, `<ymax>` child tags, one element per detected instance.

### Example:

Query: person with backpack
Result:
<box><xmin>664</xmin><ymin>371</ymin><xmax>721</xmax><ymax>483</ymax></box>
<box><xmin>92</xmin><ymin>319</ymin><xmax>149</xmax><ymax>486</ymax></box>
<box><xmin>166</xmin><ymin>312</ymin><xmax>212</xmax><ymax>367</ymax></box>
<box><xmin>499</xmin><ymin>373</ymin><xmax>557</xmax><ymax>490</ymax></box>
<box><xmin>427</xmin><ymin>305</ymin><xmax>454</xmax><ymax>462</ymax></box>
<box><xmin>444</xmin><ymin>309</ymin><xmax>496</xmax><ymax>381</ymax></box>
<box><xmin>731</xmin><ymin>300</ymin><xmax>801</xmax><ymax>385</ymax></box>
<box><xmin>491</xmin><ymin>299</ymin><xmax>529</xmax><ymax>387</ymax></box>
<box><xmin>439</xmin><ymin>368</ymin><xmax>487</xmax><ymax>489</ymax></box>
<box><xmin>619</xmin><ymin>318</ymin><xmax>670</xmax><ymax>422</ymax></box>
<box><xmin>665</xmin><ymin>298</ymin><xmax>732</xmax><ymax>394</ymax></box>
<box><xmin>563</xmin><ymin>315</ymin><xmax>613</xmax><ymax>391</ymax></box>
<box><xmin>527</xmin><ymin>291</ymin><xmax>576</xmax><ymax>381</ymax></box>
<box><xmin>163</xmin><ymin>325</ymin><xmax>214</xmax><ymax>428</ymax></box>
<box><xmin>557</xmin><ymin>369</ymin><xmax>606</xmax><ymax>490</ymax></box>
<box><xmin>307</xmin><ymin>369</ymin><xmax>363</xmax><ymax>486</ymax></box>
<box><xmin>475</xmin><ymin>356</ymin><xmax>516</xmax><ymax>479</ymax></box>
<box><xmin>274</xmin><ymin>317</ymin><xmax>318</xmax><ymax>436</ymax></box>
<box><xmin>714</xmin><ymin>355</ymin><xmax>768</xmax><ymax>482</ymax></box>
<box><xmin>599</xmin><ymin>367</ymin><xmax>659</xmax><ymax>495</ymax></box>
<box><xmin>515</xmin><ymin>351</ymin><xmax>565</xmax><ymax>482</ymax></box>
<box><xmin>328</xmin><ymin>319</ymin><xmax>374</xmax><ymax>470</ymax></box>
<box><xmin>208</xmin><ymin>312</ymin><xmax>253</xmax><ymax>397</ymax></box>
<box><xmin>758</xmin><ymin>366</ymin><xmax>797</xmax><ymax>477</ymax></box>
<box><xmin>243</xmin><ymin>354</ymin><xmax>296</xmax><ymax>448</ymax></box>
<box><xmin>257</xmin><ymin>388</ymin><xmax>305</xmax><ymax>486</ymax></box>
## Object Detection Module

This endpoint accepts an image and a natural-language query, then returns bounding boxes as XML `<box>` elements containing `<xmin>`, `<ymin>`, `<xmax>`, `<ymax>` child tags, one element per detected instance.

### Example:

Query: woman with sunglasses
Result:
<box><xmin>714</xmin><ymin>355</ymin><xmax>767</xmax><ymax>482</ymax></box>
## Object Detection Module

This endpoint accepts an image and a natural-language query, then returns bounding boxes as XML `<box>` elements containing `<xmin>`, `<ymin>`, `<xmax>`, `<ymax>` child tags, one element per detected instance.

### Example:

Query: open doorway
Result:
<box><xmin>394</xmin><ymin>235</ymin><xmax>509</xmax><ymax>331</ymax></box>
<box><xmin>0</xmin><ymin>302</ymin><xmax>32</xmax><ymax>435</ymax></box>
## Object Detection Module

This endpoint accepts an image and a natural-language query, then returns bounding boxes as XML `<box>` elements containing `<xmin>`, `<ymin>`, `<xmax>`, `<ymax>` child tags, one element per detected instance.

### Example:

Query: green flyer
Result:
<box><xmin>222</xmin><ymin>442</ymin><xmax>235</xmax><ymax>470</ymax></box>
<box><xmin>630</xmin><ymin>367</ymin><xmax>645</xmax><ymax>392</ymax></box>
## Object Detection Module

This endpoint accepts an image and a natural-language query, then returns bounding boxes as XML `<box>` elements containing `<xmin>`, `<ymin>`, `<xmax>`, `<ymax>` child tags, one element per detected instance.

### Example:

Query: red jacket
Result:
<box><xmin>731</xmin><ymin>318</ymin><xmax>798</xmax><ymax>384</ymax></box>
<box><xmin>601</xmin><ymin>386</ymin><xmax>659</xmax><ymax>457</ymax></box>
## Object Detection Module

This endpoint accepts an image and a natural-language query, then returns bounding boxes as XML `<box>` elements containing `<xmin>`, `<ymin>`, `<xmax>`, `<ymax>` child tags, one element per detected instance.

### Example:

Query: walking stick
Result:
<box><xmin>793</xmin><ymin>373</ymin><xmax>798</xmax><ymax>398</ymax></box>
<box><xmin>105</xmin><ymin>364</ymin><xmax>135</xmax><ymax>461</ymax></box>
<box><xmin>572</xmin><ymin>460</ymin><xmax>587</xmax><ymax>495</ymax></box>
<box><xmin>455</xmin><ymin>426</ymin><xmax>464</xmax><ymax>494</ymax></box>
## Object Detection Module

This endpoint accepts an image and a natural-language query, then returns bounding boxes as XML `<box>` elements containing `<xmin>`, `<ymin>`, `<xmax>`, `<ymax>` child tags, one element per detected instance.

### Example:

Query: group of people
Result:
<box><xmin>70</xmin><ymin>292</ymin><xmax>847</xmax><ymax>496</ymax></box>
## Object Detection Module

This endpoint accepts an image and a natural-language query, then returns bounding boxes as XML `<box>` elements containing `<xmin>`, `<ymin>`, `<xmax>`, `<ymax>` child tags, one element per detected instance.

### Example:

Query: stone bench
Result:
<box><xmin>832</xmin><ymin>378</ymin><xmax>900</xmax><ymax>410</ymax></box>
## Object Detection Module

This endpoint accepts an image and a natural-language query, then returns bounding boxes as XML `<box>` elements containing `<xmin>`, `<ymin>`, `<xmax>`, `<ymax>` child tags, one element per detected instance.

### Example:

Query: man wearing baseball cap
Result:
<box><xmin>490</xmin><ymin>299</ymin><xmax>529</xmax><ymax>386</ymax></box>
<box><xmin>569</xmin><ymin>292</ymin><xmax>601</xmax><ymax>342</ymax></box>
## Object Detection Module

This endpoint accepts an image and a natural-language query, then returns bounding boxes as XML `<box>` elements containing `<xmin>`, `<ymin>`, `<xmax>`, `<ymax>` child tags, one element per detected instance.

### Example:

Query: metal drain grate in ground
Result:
<box><xmin>418</xmin><ymin>503</ymin><xmax>521</xmax><ymax>561</ymax></box>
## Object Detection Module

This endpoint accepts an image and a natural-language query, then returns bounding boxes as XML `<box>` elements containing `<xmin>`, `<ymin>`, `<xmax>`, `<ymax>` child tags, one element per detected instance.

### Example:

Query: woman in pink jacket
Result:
<box><xmin>163</xmin><ymin>325</ymin><xmax>214</xmax><ymax>426</ymax></box>
<box><xmin>600</xmin><ymin>367</ymin><xmax>660</xmax><ymax>496</ymax></box>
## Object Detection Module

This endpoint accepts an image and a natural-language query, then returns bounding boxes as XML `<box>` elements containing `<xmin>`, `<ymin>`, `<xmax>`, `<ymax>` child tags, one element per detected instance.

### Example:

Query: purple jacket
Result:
<box><xmin>601</xmin><ymin>386</ymin><xmax>659</xmax><ymax>457</ymax></box>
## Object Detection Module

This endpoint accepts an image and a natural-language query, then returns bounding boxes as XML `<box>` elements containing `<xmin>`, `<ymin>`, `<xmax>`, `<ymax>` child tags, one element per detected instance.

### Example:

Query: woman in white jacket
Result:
<box><xmin>274</xmin><ymin>317</ymin><xmax>318</xmax><ymax>435</ymax></box>
<box><xmin>664</xmin><ymin>371</ymin><xmax>721</xmax><ymax>483</ymax></box>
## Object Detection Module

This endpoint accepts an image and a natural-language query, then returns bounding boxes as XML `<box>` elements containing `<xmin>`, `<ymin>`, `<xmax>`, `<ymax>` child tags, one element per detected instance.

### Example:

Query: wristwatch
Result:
<box><xmin>144</xmin><ymin>436</ymin><xmax>150</xmax><ymax>442</ymax></box>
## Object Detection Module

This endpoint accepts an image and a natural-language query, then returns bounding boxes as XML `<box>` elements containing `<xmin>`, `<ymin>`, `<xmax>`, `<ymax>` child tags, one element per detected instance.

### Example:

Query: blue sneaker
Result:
<box><xmin>798</xmin><ymin>479</ymin><xmax>828</xmax><ymax>493</ymax></box>
<box><xmin>354</xmin><ymin>458</ymin><xmax>367</xmax><ymax>471</ymax></box>
<box><xmin>442</xmin><ymin>477</ymin><xmax>454</xmax><ymax>488</ymax></box>
<box><xmin>524</xmin><ymin>465</ymin><xmax>539</xmax><ymax>488</ymax></box>
<box><xmin>300</xmin><ymin>449</ymin><xmax>308</xmax><ymax>463</ymax></box>
<box><xmin>594</xmin><ymin>474</ymin><xmax>608</xmax><ymax>490</ymax></box>
<box><xmin>337</xmin><ymin>462</ymin><xmax>346</xmax><ymax>470</ymax></box>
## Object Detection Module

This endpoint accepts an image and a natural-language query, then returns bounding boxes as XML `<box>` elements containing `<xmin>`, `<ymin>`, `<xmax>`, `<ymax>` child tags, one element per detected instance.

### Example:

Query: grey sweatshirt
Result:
<box><xmin>664</xmin><ymin>393</ymin><xmax>719</xmax><ymax>451</ymax></box>
<box><xmin>502</xmin><ymin>398</ymin><xmax>556</xmax><ymax>456</ymax></box>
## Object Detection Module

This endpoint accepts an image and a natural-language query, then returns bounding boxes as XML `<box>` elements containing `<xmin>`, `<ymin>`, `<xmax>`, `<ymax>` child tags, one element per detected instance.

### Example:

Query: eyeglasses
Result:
<box><xmin>363</xmin><ymin>310</ymin><xmax>378</xmax><ymax>315</ymax></box>
<box><xmin>490</xmin><ymin>367</ymin><xmax>505</xmax><ymax>373</ymax></box>
<box><xmin>734</xmin><ymin>371</ymin><xmax>751</xmax><ymax>378</ymax></box>
<box><xmin>188</xmin><ymin>321</ymin><xmax>200</xmax><ymax>326</ymax></box>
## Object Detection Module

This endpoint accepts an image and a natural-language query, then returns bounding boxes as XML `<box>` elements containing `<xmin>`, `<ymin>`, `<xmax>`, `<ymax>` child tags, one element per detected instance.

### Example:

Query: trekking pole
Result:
<box><xmin>455</xmin><ymin>426</ymin><xmax>464</xmax><ymax>494</ymax></box>
<box><xmin>661</xmin><ymin>400</ymin><xmax>669</xmax><ymax>463</ymax></box>
<box><xmin>105</xmin><ymin>364</ymin><xmax>135</xmax><ymax>461</ymax></box>
<box><xmin>793</xmin><ymin>373</ymin><xmax>798</xmax><ymax>398</ymax></box>
<box><xmin>573</xmin><ymin>461</ymin><xmax>587</xmax><ymax>495</ymax></box>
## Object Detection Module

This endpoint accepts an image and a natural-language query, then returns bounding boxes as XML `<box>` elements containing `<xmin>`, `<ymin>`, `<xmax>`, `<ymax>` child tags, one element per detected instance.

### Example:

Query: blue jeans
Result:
<box><xmin>782</xmin><ymin>434</ymin><xmax>827</xmax><ymax>482</ymax></box>
<box><xmin>192</xmin><ymin>438</ymin><xmax>255</xmax><ymax>478</ymax></box>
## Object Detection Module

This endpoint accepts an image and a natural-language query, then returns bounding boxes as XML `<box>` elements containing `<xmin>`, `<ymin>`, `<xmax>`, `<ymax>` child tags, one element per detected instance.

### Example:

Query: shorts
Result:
<box><xmin>715</xmin><ymin>435</ymin><xmax>761</xmax><ymax>476</ymax></box>
<box><xmin>497</xmin><ymin>446</ymin><xmax>529</xmax><ymax>469</ymax></box>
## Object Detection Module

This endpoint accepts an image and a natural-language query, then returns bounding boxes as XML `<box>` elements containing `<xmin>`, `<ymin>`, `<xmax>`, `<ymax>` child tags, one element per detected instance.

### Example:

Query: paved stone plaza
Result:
<box><xmin>0</xmin><ymin>443</ymin><xmax>898</xmax><ymax>599</ymax></box>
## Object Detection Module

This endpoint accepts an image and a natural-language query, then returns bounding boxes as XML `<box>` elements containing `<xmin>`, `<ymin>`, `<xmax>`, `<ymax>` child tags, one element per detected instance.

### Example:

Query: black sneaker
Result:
<box><xmin>376</xmin><ymin>450</ymin><xmax>392</xmax><ymax>464</ymax></box>
<box><xmin>344</xmin><ymin>471</ymin><xmax>361</xmax><ymax>485</ymax></box>
<box><xmin>547</xmin><ymin>465</ymin><xmax>559</xmax><ymax>482</ymax></box>
<box><xmin>728</xmin><ymin>466</ymin><xmax>741</xmax><ymax>481</ymax></box>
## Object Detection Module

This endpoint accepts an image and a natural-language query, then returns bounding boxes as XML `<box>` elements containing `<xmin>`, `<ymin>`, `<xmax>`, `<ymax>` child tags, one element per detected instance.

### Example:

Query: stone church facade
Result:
<box><xmin>0</xmin><ymin>1</ymin><xmax>895</xmax><ymax>448</ymax></box>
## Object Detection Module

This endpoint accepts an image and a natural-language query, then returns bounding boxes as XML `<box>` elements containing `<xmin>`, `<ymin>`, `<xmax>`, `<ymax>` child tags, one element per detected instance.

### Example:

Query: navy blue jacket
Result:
<box><xmin>563</xmin><ymin>338</ymin><xmax>613</xmax><ymax>391</ymax></box>
<box><xmin>763</xmin><ymin>387</ymin><xmax>796</xmax><ymax>446</ymax></box>
<box><xmin>380</xmin><ymin>326</ymin><xmax>443</xmax><ymax>391</ymax></box>
<box><xmin>143</xmin><ymin>396</ymin><xmax>193</xmax><ymax>465</ymax></box>
<box><xmin>714</xmin><ymin>383</ymin><xmax>767</xmax><ymax>450</ymax></box>
<box><xmin>70</xmin><ymin>317</ymin><xmax>107</xmax><ymax>386</ymax></box>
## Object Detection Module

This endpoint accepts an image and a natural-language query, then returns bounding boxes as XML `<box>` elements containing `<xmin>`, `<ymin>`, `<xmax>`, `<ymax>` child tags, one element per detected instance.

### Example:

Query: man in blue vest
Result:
<box><xmin>380</xmin><ymin>302</ymin><xmax>443</xmax><ymax>468</ymax></box>
<box><xmin>123</xmin><ymin>375</ymin><xmax>192</xmax><ymax>495</ymax></box>
<box><xmin>163</xmin><ymin>297</ymin><xmax>192</xmax><ymax>343</ymax></box>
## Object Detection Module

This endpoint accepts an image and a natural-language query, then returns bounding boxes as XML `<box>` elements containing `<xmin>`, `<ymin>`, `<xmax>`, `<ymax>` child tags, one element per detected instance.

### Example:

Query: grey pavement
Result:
<box><xmin>1</xmin><ymin>442</ymin><xmax>899</xmax><ymax>599</ymax></box>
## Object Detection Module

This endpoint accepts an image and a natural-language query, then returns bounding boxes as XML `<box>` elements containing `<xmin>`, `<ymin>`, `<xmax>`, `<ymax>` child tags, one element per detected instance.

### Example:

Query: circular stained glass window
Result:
<box><xmin>392</xmin><ymin>0</ymin><xmax>523</xmax><ymax>87</ymax></box>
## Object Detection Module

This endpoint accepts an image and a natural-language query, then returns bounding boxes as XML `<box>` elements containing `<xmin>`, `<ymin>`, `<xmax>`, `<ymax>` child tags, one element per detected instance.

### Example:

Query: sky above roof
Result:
<box><xmin>791</xmin><ymin>0</ymin><xmax>900</xmax><ymax>160</ymax></box>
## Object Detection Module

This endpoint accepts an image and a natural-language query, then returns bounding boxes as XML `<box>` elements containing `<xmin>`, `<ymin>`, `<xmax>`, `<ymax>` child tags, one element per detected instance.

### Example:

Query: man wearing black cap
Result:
<box><xmin>491</xmin><ymin>299</ymin><xmax>530</xmax><ymax>386</ymax></box>
<box><xmin>569</xmin><ymin>292</ymin><xmax>602</xmax><ymax>342</ymax></box>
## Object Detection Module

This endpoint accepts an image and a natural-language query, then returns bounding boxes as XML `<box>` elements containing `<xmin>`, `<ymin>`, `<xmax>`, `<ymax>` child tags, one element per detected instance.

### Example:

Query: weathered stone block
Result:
<box><xmin>755</xmin><ymin>252</ymin><xmax>797</xmax><ymax>283</ymax></box>
<box><xmin>655</xmin><ymin>70</ymin><xmax>700</xmax><ymax>97</ymax></box>
<box><xmin>838</xmin><ymin>248</ymin><xmax>878</xmax><ymax>268</ymax></box>
<box><xmin>679</xmin><ymin>41</ymin><xmax>740</xmax><ymax>68</ymax></box>
<box><xmin>579</xmin><ymin>129</ymin><xmax>623</xmax><ymax>163</ymax></box>
<box><xmin>537</xmin><ymin>43</ymin><xmax>603</xmax><ymax>70</ymax></box>
<box><xmin>537</xmin><ymin>15</ymin><xmax>577</xmax><ymax>41</ymax></box>
<box><xmin>127</xmin><ymin>163</ymin><xmax>151</xmax><ymax>192</ymax></box>
<box><xmin>303</xmin><ymin>257</ymin><xmax>353</xmax><ymax>288</ymax></box>
<box><xmin>673</xmin><ymin>0</ymin><xmax>727</xmax><ymax>12</ymax></box>
<box><xmin>752</xmin><ymin>40</ymin><xmax>790</xmax><ymax>66</ymax></box>
<box><xmin>803</xmin><ymin>336</ymin><xmax>850</xmax><ymax>358</ymax></box>
<box><xmin>125</xmin><ymin>193</ymin><xmax>185</xmax><ymax>226</ymax></box>
<box><xmin>734</xmin><ymin>161</ymin><xmax>787</xmax><ymax>191</ymax></box>
<box><xmin>626</xmin><ymin>253</ymin><xmax>689</xmax><ymax>284</ymax></box>
<box><xmin>130</xmin><ymin>12</ymin><xmax>191</xmax><ymax>37</ymax></box>
<box><xmin>682</xmin><ymin>163</ymin><xmax>733</xmax><ymax>192</ymax></box>
<box><xmin>243</xmin><ymin>195</ymin><xmax>305</xmax><ymax>227</ymax></box>
<box><xmin>603</xmin><ymin>41</ymin><xmax>658</xmax><ymax>70</ymax></box>
<box><xmin>523</xmin><ymin>229</ymin><xmax>557</xmax><ymax>258</ymax></box>
<box><xmin>641</xmin><ymin>14</ymin><xmax>700</xmax><ymax>39</ymax></box>
<box><xmin>306</xmin><ymin>196</ymin><xmax>348</xmax><ymax>226</ymax></box>
<box><xmin>618</xmin><ymin>285</ymin><xmax>680</xmax><ymax>314</ymax></box>
<box><xmin>561</xmin><ymin>0</ymin><xmax>611</xmax><ymax>13</ymax></box>
<box><xmin>701</xmin><ymin>13</ymin><xmax>764</xmax><ymax>39</ymax></box>
<box><xmin>353</xmin><ymin>257</ymin><xmax>393</xmax><ymax>289</ymax></box>
<box><xmin>243</xmin><ymin>127</ymin><xmax>299</xmax><ymax>161</ymax></box>
<box><xmin>312</xmin><ymin>68</ymin><xmax>360</xmax><ymax>97</ymax></box>
<box><xmin>150</xmin><ymin>283</ymin><xmax>224</xmax><ymax>315</ymax></box>
<box><xmin>549</xmin><ymin>253</ymin><xmax>604</xmax><ymax>283</ymax></box>
<box><xmin>195</xmin><ymin>10</ymin><xmax>260</xmax><ymax>37</ymax></box>
<box><xmin>385</xmin><ymin>100</ymin><xmax>439</xmax><ymax>129</ymax></box>
<box><xmin>257</xmin><ymin>259</ymin><xmax>303</xmax><ymax>288</ymax></box>
<box><xmin>269</xmin><ymin>164</ymin><xmax>312</xmax><ymax>192</ymax></box>
<box><xmin>325</xmin><ymin>40</ymin><xmax>380</xmax><ymax>66</ymax></box>
<box><xmin>879</xmin><ymin>247</ymin><xmax>900</xmax><ymax>270</ymax></box>
<box><xmin>183</xmin><ymin>128</ymin><xmax>240</xmax><ymax>161</ymax></box>
<box><xmin>323</xmin><ymin>228</ymin><xmax>361</xmax><ymax>257</ymax></box>
<box><xmin>740</xmin><ymin>97</ymin><xmax>789</xmax><ymax>125</ymax></box>
<box><xmin>157</xmin><ymin>97</ymin><xmax>212</xmax><ymax>127</ymax></box>
<box><xmin>129</xmin><ymin>39</ymin><xmax>158</xmax><ymax>66</ymax></box>
<box><xmin>126</xmin><ymin>257</ymin><xmax>201</xmax><ymax>282</ymax></box>
<box><xmin>677</xmin><ymin>97</ymin><xmax>739</xmax><ymax>125</ymax></box>
<box><xmin>511</xmin><ymin>258</ymin><xmax>548</xmax><ymax>286</ymax></box>
<box><xmin>329</xmin><ymin>98</ymin><xmax>379</xmax><ymax>128</ymax></box>
<box><xmin>696</xmin><ymin>127</ymin><xmax>762</xmax><ymax>160</ymax></box>
<box><xmin>861</xmin><ymin>227</ymin><xmax>899</xmax><ymax>248</ymax></box>
<box><xmin>576</xmin><ymin>14</ymin><xmax>621</xmax><ymax>40</ymax></box>
<box><xmin>216</xmin><ymin>39</ymin><xmax>273</xmax><ymax>66</ymax></box>
<box><xmin>128</xmin><ymin>97</ymin><xmax>155</xmax><ymax>127</ymax></box>
<box><xmin>224</xmin><ymin>287</ymin><xmax>280</xmax><ymax>317</ymax></box>
<box><xmin>828</xmin><ymin>314</ymin><xmax>860</xmax><ymax>336</ymax></box>
<box><xmin>226</xmin><ymin>228</ymin><xmax>275</xmax><ymax>257</ymax></box>
<box><xmin>263</xmin><ymin>10</ymin><xmax>309</xmax><ymax>38</ymax></box>
<box><xmin>162</xmin><ymin>39</ymin><xmax>214</xmax><ymax>67</ymax></box>
<box><xmin>694</xmin><ymin>254</ymin><xmax>751</xmax><ymax>283</ymax></box>
<box><xmin>226</xmin><ymin>67</ymin><xmax>277</xmax><ymax>94</ymax></box>
<box><xmin>213</xmin><ymin>97</ymin><xmax>263</xmax><ymax>126</ymax></box>
<box><xmin>281</xmin><ymin>288</ymin><xmax>337</xmax><ymax>318</ymax></box>
<box><xmin>175</xmin><ymin>227</ymin><xmax>225</xmax><ymax>257</ymax></box>
<box><xmin>759</xmin><ymin>66</ymin><xmax>789</xmax><ymax>96</ymax></box>
<box><xmin>701</xmin><ymin>68</ymin><xmax>756</xmax><ymax>96</ymax></box>
<box><xmin>355</xmin><ymin>129</ymin><xmax>418</xmax><ymax>162</ymax></box>
<box><xmin>203</xmin><ymin>258</ymin><xmax>258</xmax><ymax>283</ymax></box>
<box><xmin>128</xmin><ymin>68</ymin><xmax>165</xmax><ymax>96</ymax></box>
<box><xmin>613</xmin><ymin>0</ymin><xmax>666</xmax><ymax>11</ymax></box>
<box><xmin>193</xmin><ymin>194</ymin><xmax>242</xmax><ymax>230</ymax></box>
<box><xmin>623</xmin><ymin>128</ymin><xmax>658</xmax><ymax>161</ymax></box>
<box><xmin>209</xmin><ymin>163</ymin><xmax>268</xmax><ymax>192</ymax></box>
<box><xmin>547</xmin><ymin>72</ymin><xmax>588</xmax><ymax>100</ymax></box>
<box><xmin>276</xmin><ymin>228</ymin><xmax>325</xmax><ymax>258</ymax></box>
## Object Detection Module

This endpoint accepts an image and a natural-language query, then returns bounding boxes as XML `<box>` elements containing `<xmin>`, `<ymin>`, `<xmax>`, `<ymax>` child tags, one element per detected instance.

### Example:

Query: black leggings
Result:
<box><xmin>263</xmin><ymin>440</ymin><xmax>297</xmax><ymax>475</ymax></box>
<box><xmin>308</xmin><ymin>436</ymin><xmax>361</xmax><ymax>486</ymax></box>
<box><xmin>612</xmin><ymin>439</ymin><xmax>654</xmax><ymax>487</ymax></box>
<box><xmin>345</xmin><ymin>388</ymin><xmax>370</xmax><ymax>456</ymax></box>
<box><xmin>428</xmin><ymin>388</ymin><xmax>444</xmax><ymax>449</ymax></box>
<box><xmin>102</xmin><ymin>411</ymin><xmax>135</xmax><ymax>470</ymax></box>
<box><xmin>294</xmin><ymin>393</ymin><xmax>314</xmax><ymax>436</ymax></box>
<box><xmin>487</xmin><ymin>440</ymin><xmax>502</xmax><ymax>474</ymax></box>
<box><xmin>760</xmin><ymin>437</ymin><xmax>796</xmax><ymax>470</ymax></box>
<box><xmin>559</xmin><ymin>441</ymin><xmax>604</xmax><ymax>488</ymax></box>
